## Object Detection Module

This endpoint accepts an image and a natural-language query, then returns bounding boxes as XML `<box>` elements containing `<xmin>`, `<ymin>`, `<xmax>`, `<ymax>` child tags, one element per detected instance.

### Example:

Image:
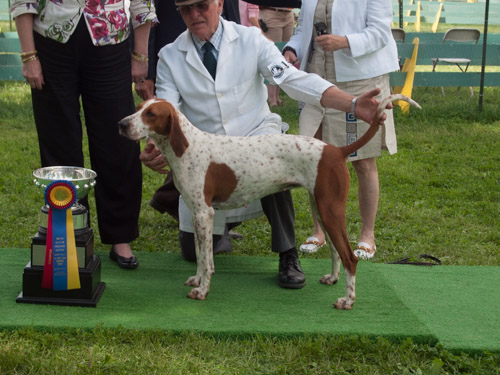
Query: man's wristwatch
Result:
<box><xmin>350</xmin><ymin>96</ymin><xmax>358</xmax><ymax>117</ymax></box>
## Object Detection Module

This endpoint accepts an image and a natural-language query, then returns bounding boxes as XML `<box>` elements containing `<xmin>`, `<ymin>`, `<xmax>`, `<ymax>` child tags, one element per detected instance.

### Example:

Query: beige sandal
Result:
<box><xmin>354</xmin><ymin>242</ymin><xmax>376</xmax><ymax>259</ymax></box>
<box><xmin>299</xmin><ymin>236</ymin><xmax>326</xmax><ymax>253</ymax></box>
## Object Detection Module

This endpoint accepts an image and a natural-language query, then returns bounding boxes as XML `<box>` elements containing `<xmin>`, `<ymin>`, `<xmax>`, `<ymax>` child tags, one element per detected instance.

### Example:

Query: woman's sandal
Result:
<box><xmin>354</xmin><ymin>241</ymin><xmax>376</xmax><ymax>260</ymax></box>
<box><xmin>299</xmin><ymin>236</ymin><xmax>326</xmax><ymax>253</ymax></box>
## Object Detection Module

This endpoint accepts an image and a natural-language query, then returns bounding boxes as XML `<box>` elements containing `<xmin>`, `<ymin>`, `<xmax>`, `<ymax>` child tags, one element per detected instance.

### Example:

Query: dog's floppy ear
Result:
<box><xmin>154</xmin><ymin>100</ymin><xmax>189</xmax><ymax>157</ymax></box>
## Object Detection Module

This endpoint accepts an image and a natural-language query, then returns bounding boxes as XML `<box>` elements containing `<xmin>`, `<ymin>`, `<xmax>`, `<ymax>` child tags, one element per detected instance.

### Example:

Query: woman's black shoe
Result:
<box><xmin>109</xmin><ymin>246</ymin><xmax>139</xmax><ymax>269</ymax></box>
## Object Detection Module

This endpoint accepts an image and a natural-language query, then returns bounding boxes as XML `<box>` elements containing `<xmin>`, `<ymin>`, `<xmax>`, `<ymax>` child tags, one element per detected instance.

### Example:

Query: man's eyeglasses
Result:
<box><xmin>177</xmin><ymin>0</ymin><xmax>215</xmax><ymax>15</ymax></box>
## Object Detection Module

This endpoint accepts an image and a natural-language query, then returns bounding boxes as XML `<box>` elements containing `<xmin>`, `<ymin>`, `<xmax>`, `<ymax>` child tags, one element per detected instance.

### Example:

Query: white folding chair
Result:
<box><xmin>432</xmin><ymin>28</ymin><xmax>480</xmax><ymax>96</ymax></box>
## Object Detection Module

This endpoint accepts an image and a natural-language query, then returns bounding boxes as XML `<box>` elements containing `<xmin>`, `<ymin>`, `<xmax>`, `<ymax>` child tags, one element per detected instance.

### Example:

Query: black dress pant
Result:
<box><xmin>179</xmin><ymin>225</ymin><xmax>233</xmax><ymax>262</ymax></box>
<box><xmin>31</xmin><ymin>20</ymin><xmax>142</xmax><ymax>244</ymax></box>
<box><xmin>260</xmin><ymin>190</ymin><xmax>296</xmax><ymax>253</ymax></box>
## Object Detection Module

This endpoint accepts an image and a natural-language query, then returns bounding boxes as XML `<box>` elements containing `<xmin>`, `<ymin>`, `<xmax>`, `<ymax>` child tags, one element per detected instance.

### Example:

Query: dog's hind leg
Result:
<box><xmin>313</xmin><ymin>158</ymin><xmax>358</xmax><ymax>310</ymax></box>
<box><xmin>308</xmin><ymin>193</ymin><xmax>341</xmax><ymax>284</ymax></box>
<box><xmin>317</xmin><ymin>201</ymin><xmax>358</xmax><ymax>310</ymax></box>
<box><xmin>185</xmin><ymin>207</ymin><xmax>215</xmax><ymax>300</ymax></box>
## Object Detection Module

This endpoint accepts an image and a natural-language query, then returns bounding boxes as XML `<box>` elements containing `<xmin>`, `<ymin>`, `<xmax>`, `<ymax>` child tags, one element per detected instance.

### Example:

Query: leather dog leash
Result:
<box><xmin>388</xmin><ymin>254</ymin><xmax>442</xmax><ymax>266</ymax></box>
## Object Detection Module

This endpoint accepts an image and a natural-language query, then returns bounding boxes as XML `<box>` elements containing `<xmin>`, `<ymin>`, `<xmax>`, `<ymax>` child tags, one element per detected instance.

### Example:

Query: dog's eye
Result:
<box><xmin>145</xmin><ymin>110</ymin><xmax>156</xmax><ymax>118</ymax></box>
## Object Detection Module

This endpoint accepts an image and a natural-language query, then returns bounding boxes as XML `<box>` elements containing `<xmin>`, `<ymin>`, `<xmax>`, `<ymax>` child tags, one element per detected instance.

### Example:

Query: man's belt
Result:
<box><xmin>259</xmin><ymin>6</ymin><xmax>292</xmax><ymax>12</ymax></box>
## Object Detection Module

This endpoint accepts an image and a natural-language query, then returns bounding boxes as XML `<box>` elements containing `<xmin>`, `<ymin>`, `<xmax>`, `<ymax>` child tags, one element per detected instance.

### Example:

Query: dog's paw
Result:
<box><xmin>187</xmin><ymin>287</ymin><xmax>208</xmax><ymax>300</ymax></box>
<box><xmin>184</xmin><ymin>275</ymin><xmax>201</xmax><ymax>287</ymax></box>
<box><xmin>333</xmin><ymin>297</ymin><xmax>354</xmax><ymax>310</ymax></box>
<box><xmin>320</xmin><ymin>273</ymin><xmax>339</xmax><ymax>285</ymax></box>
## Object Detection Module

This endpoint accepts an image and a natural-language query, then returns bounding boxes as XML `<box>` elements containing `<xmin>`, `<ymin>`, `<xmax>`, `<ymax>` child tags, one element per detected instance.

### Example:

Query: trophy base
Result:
<box><xmin>16</xmin><ymin>255</ymin><xmax>106</xmax><ymax>307</ymax></box>
<box><xmin>31</xmin><ymin>228</ymin><xmax>94</xmax><ymax>269</ymax></box>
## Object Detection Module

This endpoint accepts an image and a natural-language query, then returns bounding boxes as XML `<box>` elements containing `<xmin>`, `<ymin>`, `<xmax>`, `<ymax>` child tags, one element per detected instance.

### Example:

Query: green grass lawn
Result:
<box><xmin>1</xmin><ymin>81</ymin><xmax>499</xmax><ymax>373</ymax></box>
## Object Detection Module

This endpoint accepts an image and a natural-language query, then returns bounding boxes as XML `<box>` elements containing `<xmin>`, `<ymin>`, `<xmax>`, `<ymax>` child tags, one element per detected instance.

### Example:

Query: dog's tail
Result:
<box><xmin>340</xmin><ymin>94</ymin><xmax>421</xmax><ymax>158</ymax></box>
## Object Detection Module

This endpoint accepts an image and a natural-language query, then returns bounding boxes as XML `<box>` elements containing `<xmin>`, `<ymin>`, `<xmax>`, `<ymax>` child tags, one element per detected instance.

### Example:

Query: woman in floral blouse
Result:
<box><xmin>11</xmin><ymin>0</ymin><xmax>157</xmax><ymax>269</ymax></box>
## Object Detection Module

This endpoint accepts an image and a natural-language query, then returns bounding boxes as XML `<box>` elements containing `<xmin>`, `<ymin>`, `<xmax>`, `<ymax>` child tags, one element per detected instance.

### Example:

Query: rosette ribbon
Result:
<box><xmin>41</xmin><ymin>181</ymin><xmax>81</xmax><ymax>290</ymax></box>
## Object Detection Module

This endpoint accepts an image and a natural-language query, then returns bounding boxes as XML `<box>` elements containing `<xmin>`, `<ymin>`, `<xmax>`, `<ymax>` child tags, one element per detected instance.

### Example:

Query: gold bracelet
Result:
<box><xmin>132</xmin><ymin>51</ymin><xmax>149</xmax><ymax>63</ymax></box>
<box><xmin>20</xmin><ymin>50</ymin><xmax>38</xmax><ymax>58</ymax></box>
<box><xmin>22</xmin><ymin>54</ymin><xmax>39</xmax><ymax>64</ymax></box>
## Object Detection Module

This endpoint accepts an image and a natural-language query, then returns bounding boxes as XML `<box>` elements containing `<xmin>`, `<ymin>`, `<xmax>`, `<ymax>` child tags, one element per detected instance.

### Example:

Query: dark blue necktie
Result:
<box><xmin>203</xmin><ymin>42</ymin><xmax>217</xmax><ymax>79</ymax></box>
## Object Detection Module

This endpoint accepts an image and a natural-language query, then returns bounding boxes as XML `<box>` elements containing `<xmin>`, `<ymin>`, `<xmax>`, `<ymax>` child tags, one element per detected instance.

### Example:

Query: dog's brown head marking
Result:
<box><xmin>141</xmin><ymin>99</ymin><xmax>189</xmax><ymax>157</ymax></box>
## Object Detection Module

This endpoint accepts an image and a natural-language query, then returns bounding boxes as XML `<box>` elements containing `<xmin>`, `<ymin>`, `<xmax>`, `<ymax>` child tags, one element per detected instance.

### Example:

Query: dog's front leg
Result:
<box><xmin>185</xmin><ymin>207</ymin><xmax>215</xmax><ymax>300</ymax></box>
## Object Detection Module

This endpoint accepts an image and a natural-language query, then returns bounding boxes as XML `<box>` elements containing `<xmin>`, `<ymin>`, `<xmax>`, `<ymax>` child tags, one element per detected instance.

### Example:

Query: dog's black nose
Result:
<box><xmin>118</xmin><ymin>119</ymin><xmax>128</xmax><ymax>133</ymax></box>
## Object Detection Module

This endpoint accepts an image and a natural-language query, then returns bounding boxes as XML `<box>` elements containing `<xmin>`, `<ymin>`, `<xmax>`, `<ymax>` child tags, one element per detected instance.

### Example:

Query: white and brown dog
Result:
<box><xmin>119</xmin><ymin>94</ymin><xmax>419</xmax><ymax>310</ymax></box>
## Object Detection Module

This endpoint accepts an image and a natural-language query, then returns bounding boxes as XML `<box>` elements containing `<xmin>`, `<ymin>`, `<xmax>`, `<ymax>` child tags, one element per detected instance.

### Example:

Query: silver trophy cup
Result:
<box><xmin>33</xmin><ymin>166</ymin><xmax>97</xmax><ymax>232</ymax></box>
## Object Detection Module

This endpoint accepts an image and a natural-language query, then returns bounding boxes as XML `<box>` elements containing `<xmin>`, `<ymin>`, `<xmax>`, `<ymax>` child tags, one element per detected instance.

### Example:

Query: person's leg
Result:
<box><xmin>261</xmin><ymin>9</ymin><xmax>284</xmax><ymax>107</ymax></box>
<box><xmin>260</xmin><ymin>191</ymin><xmax>305</xmax><ymax>288</ymax></box>
<box><xmin>179</xmin><ymin>229</ymin><xmax>229</xmax><ymax>262</ymax></box>
<box><xmin>260</xmin><ymin>191</ymin><xmax>295</xmax><ymax>252</ymax></box>
<box><xmin>149</xmin><ymin>171</ymin><xmax>180</xmax><ymax>221</ymax></box>
<box><xmin>299</xmin><ymin>124</ymin><xmax>326</xmax><ymax>253</ymax></box>
<box><xmin>260</xmin><ymin>9</ymin><xmax>283</xmax><ymax>42</ymax></box>
<box><xmin>179</xmin><ymin>231</ymin><xmax>199</xmax><ymax>262</ymax></box>
<box><xmin>227</xmin><ymin>221</ymin><xmax>243</xmax><ymax>240</ymax></box>
<box><xmin>32</xmin><ymin>22</ymin><xmax>96</xmax><ymax>226</ymax></box>
<box><xmin>32</xmin><ymin>29</ymin><xmax>84</xmax><ymax>169</ymax></box>
<box><xmin>267</xmin><ymin>84</ymin><xmax>281</xmax><ymax>107</ymax></box>
<box><xmin>271</xmin><ymin>11</ymin><xmax>294</xmax><ymax>105</ymax></box>
<box><xmin>281</xmin><ymin>11</ymin><xmax>295</xmax><ymax>42</ymax></box>
<box><xmin>299</xmin><ymin>213</ymin><xmax>326</xmax><ymax>253</ymax></box>
<box><xmin>352</xmin><ymin>157</ymin><xmax>379</xmax><ymax>255</ymax></box>
<box><xmin>79</xmin><ymin>29</ymin><xmax>142</xmax><ymax>261</ymax></box>
<box><xmin>213</xmin><ymin>225</ymin><xmax>233</xmax><ymax>254</ymax></box>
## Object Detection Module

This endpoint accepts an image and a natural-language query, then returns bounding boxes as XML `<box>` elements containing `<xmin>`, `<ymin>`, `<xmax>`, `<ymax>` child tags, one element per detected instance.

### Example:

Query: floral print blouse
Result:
<box><xmin>10</xmin><ymin>0</ymin><xmax>157</xmax><ymax>46</ymax></box>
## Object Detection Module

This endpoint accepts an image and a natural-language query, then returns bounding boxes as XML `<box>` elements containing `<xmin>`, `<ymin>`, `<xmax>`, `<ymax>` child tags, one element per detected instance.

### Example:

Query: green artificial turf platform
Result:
<box><xmin>1</xmin><ymin>248</ymin><xmax>499</xmax><ymax>352</ymax></box>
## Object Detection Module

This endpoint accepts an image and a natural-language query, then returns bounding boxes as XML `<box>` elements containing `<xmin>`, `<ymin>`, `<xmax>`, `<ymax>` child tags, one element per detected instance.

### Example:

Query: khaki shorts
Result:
<box><xmin>259</xmin><ymin>8</ymin><xmax>294</xmax><ymax>42</ymax></box>
<box><xmin>299</xmin><ymin>74</ymin><xmax>397</xmax><ymax>161</ymax></box>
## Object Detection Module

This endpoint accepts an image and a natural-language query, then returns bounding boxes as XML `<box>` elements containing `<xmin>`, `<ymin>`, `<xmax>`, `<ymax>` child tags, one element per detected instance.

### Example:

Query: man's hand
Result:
<box><xmin>356</xmin><ymin>88</ymin><xmax>392</xmax><ymax>124</ymax></box>
<box><xmin>320</xmin><ymin>87</ymin><xmax>391</xmax><ymax>125</ymax></box>
<box><xmin>135</xmin><ymin>79</ymin><xmax>155</xmax><ymax>100</ymax></box>
<box><xmin>140</xmin><ymin>139</ymin><xmax>169</xmax><ymax>174</ymax></box>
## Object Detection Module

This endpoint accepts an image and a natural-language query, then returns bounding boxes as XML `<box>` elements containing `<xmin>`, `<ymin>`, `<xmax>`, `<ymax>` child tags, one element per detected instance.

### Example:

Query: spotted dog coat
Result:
<box><xmin>119</xmin><ymin>94</ymin><xmax>419</xmax><ymax>310</ymax></box>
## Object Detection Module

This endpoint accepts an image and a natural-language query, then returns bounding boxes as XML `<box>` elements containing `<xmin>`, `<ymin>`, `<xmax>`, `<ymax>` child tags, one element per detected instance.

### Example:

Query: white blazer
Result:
<box><xmin>155</xmin><ymin>18</ymin><xmax>332</xmax><ymax>137</ymax></box>
<box><xmin>286</xmin><ymin>0</ymin><xmax>399</xmax><ymax>82</ymax></box>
